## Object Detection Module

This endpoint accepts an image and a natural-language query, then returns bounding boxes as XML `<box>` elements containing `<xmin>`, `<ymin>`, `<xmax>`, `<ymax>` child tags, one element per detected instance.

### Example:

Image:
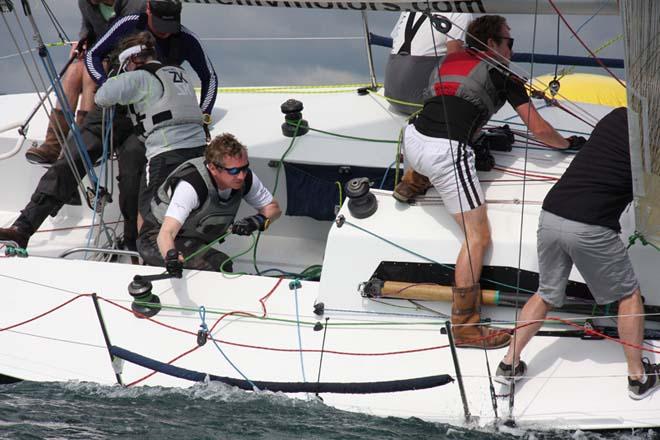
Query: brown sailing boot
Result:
<box><xmin>451</xmin><ymin>284</ymin><xmax>511</xmax><ymax>349</ymax></box>
<box><xmin>392</xmin><ymin>169</ymin><xmax>433</xmax><ymax>203</ymax></box>
<box><xmin>25</xmin><ymin>108</ymin><xmax>69</xmax><ymax>165</ymax></box>
<box><xmin>75</xmin><ymin>110</ymin><xmax>88</xmax><ymax>128</ymax></box>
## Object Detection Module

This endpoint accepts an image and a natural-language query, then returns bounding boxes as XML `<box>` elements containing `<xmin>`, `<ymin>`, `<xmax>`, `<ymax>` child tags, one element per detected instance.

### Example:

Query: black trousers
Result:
<box><xmin>137</xmin><ymin>228</ymin><xmax>233</xmax><ymax>273</ymax></box>
<box><xmin>16</xmin><ymin>105</ymin><xmax>146</xmax><ymax>249</ymax></box>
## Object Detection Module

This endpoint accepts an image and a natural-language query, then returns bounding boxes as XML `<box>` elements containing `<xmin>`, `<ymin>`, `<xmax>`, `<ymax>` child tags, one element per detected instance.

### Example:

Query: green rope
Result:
<box><xmin>183</xmin><ymin>231</ymin><xmax>232</xmax><ymax>263</ymax></box>
<box><xmin>365</xmin><ymin>88</ymin><xmax>422</xmax><ymax>109</ymax></box>
<box><xmin>220</xmin><ymin>233</ymin><xmax>258</xmax><ymax>278</ymax></box>
<box><xmin>4</xmin><ymin>246</ymin><xmax>28</xmax><ymax>257</ymax></box>
<box><xmin>628</xmin><ymin>231</ymin><xmax>660</xmax><ymax>252</ymax></box>
<box><xmin>253</xmin><ymin>120</ymin><xmax>303</xmax><ymax>275</ymax></box>
<box><xmin>286</xmin><ymin>120</ymin><xmax>397</xmax><ymax>144</ymax></box>
<box><xmin>335</xmin><ymin>181</ymin><xmax>343</xmax><ymax>208</ymax></box>
<box><xmin>343</xmin><ymin>220</ymin><xmax>537</xmax><ymax>294</ymax></box>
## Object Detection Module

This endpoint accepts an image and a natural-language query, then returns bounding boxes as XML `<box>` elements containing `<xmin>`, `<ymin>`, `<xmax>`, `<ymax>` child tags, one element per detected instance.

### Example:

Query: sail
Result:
<box><xmin>181</xmin><ymin>0</ymin><xmax>617</xmax><ymax>15</ymax></box>
<box><xmin>621</xmin><ymin>0</ymin><xmax>660</xmax><ymax>248</ymax></box>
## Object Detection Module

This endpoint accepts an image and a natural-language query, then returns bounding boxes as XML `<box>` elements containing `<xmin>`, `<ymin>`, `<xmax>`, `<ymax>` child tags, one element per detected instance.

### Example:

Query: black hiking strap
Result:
<box><xmin>397</xmin><ymin>12</ymin><xmax>428</xmax><ymax>55</ymax></box>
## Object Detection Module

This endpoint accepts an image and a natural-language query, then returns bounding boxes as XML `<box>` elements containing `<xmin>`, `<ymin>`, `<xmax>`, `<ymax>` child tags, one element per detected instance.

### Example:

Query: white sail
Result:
<box><xmin>181</xmin><ymin>0</ymin><xmax>618</xmax><ymax>15</ymax></box>
<box><xmin>621</xmin><ymin>0</ymin><xmax>660</xmax><ymax>249</ymax></box>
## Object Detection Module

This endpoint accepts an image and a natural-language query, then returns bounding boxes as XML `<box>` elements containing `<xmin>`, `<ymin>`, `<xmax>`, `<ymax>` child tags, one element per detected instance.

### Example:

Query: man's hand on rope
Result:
<box><xmin>232</xmin><ymin>214</ymin><xmax>267</xmax><ymax>236</ymax></box>
<box><xmin>565</xmin><ymin>135</ymin><xmax>587</xmax><ymax>152</ymax></box>
<box><xmin>165</xmin><ymin>249</ymin><xmax>184</xmax><ymax>278</ymax></box>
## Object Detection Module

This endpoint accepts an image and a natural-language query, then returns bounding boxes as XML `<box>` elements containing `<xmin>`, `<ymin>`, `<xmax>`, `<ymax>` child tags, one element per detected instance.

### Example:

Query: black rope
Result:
<box><xmin>315</xmin><ymin>317</ymin><xmax>330</xmax><ymax>398</ymax></box>
<box><xmin>39</xmin><ymin>0</ymin><xmax>69</xmax><ymax>43</ymax></box>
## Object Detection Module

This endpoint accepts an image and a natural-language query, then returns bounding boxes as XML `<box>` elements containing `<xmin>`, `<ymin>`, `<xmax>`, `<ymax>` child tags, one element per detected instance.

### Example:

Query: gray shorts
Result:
<box><xmin>537</xmin><ymin>210</ymin><xmax>639</xmax><ymax>307</ymax></box>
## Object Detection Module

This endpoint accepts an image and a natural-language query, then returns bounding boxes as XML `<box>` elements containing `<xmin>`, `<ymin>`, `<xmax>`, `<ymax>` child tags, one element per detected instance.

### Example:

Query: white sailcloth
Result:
<box><xmin>621</xmin><ymin>0</ymin><xmax>660</xmax><ymax>249</ymax></box>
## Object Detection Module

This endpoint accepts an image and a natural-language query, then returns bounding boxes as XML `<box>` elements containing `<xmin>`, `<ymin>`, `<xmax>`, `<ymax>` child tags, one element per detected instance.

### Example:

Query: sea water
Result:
<box><xmin>0</xmin><ymin>381</ymin><xmax>657</xmax><ymax>439</ymax></box>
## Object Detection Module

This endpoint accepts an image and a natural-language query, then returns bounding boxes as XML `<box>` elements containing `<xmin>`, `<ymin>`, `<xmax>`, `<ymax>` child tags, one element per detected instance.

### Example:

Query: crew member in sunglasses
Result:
<box><xmin>137</xmin><ymin>133</ymin><xmax>281</xmax><ymax>274</ymax></box>
<box><xmin>395</xmin><ymin>15</ymin><xmax>582</xmax><ymax>349</ymax></box>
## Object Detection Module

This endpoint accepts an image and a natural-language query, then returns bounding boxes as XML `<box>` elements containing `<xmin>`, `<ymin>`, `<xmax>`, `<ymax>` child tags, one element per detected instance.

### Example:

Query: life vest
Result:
<box><xmin>427</xmin><ymin>49</ymin><xmax>507</xmax><ymax>127</ymax></box>
<box><xmin>127</xmin><ymin>63</ymin><xmax>203</xmax><ymax>138</ymax></box>
<box><xmin>149</xmin><ymin>157</ymin><xmax>253</xmax><ymax>243</ymax></box>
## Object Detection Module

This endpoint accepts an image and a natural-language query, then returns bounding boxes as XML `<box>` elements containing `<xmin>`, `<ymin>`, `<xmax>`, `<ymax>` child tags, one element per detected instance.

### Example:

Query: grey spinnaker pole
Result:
<box><xmin>360</xmin><ymin>11</ymin><xmax>378</xmax><ymax>90</ymax></box>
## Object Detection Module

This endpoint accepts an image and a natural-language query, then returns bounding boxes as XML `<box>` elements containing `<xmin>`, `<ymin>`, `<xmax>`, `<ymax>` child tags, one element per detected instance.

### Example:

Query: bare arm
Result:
<box><xmin>515</xmin><ymin>102</ymin><xmax>570</xmax><ymax>149</ymax></box>
<box><xmin>446</xmin><ymin>39</ymin><xmax>464</xmax><ymax>55</ymax></box>
<box><xmin>258</xmin><ymin>199</ymin><xmax>282</xmax><ymax>224</ymax></box>
<box><xmin>156</xmin><ymin>216</ymin><xmax>183</xmax><ymax>259</ymax></box>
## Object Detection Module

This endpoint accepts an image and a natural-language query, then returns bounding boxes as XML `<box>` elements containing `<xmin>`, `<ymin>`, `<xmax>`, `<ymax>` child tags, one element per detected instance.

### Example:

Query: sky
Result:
<box><xmin>0</xmin><ymin>1</ymin><xmax>625</xmax><ymax>95</ymax></box>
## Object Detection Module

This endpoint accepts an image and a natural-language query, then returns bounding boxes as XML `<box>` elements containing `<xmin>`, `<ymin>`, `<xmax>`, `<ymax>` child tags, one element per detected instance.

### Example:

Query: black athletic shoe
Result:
<box><xmin>494</xmin><ymin>360</ymin><xmax>527</xmax><ymax>385</ymax></box>
<box><xmin>629</xmin><ymin>358</ymin><xmax>660</xmax><ymax>400</ymax></box>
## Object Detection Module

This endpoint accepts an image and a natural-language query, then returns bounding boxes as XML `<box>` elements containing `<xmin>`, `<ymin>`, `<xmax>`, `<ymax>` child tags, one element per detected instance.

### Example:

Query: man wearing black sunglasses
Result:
<box><xmin>396</xmin><ymin>15</ymin><xmax>577</xmax><ymax>349</ymax></box>
<box><xmin>137</xmin><ymin>133</ymin><xmax>281</xmax><ymax>274</ymax></box>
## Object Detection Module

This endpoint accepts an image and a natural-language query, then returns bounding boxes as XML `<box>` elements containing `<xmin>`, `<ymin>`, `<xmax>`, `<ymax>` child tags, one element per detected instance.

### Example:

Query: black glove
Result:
<box><xmin>565</xmin><ymin>135</ymin><xmax>587</xmax><ymax>152</ymax></box>
<box><xmin>232</xmin><ymin>214</ymin><xmax>267</xmax><ymax>236</ymax></box>
<box><xmin>165</xmin><ymin>249</ymin><xmax>183</xmax><ymax>278</ymax></box>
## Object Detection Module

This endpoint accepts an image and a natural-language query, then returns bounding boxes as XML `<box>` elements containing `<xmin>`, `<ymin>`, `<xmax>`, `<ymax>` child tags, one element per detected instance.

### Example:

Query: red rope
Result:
<box><xmin>493</xmin><ymin>165</ymin><xmax>559</xmax><ymax>181</ymax></box>
<box><xmin>0</xmin><ymin>294</ymin><xmax>91</xmax><ymax>332</ymax></box>
<box><xmin>123</xmin><ymin>278</ymin><xmax>284</xmax><ymax>386</ymax></box>
<box><xmin>547</xmin><ymin>0</ymin><xmax>626</xmax><ymax>89</ymax></box>
<box><xmin>546</xmin><ymin>316</ymin><xmax>660</xmax><ymax>355</ymax></box>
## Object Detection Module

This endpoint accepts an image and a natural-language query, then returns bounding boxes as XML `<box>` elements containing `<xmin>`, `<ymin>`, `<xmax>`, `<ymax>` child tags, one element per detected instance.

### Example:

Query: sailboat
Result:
<box><xmin>1</xmin><ymin>0</ymin><xmax>659</xmax><ymax>431</ymax></box>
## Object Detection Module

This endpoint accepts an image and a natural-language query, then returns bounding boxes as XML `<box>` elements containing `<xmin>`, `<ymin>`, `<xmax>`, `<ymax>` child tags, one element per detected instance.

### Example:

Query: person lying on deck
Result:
<box><xmin>137</xmin><ymin>133</ymin><xmax>281</xmax><ymax>274</ymax></box>
<box><xmin>495</xmin><ymin>107</ymin><xmax>660</xmax><ymax>400</ymax></box>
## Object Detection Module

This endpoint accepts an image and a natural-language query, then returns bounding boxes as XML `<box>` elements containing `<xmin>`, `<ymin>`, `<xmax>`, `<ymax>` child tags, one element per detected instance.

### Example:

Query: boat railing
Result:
<box><xmin>58</xmin><ymin>247</ymin><xmax>140</xmax><ymax>259</ymax></box>
<box><xmin>0</xmin><ymin>120</ymin><xmax>26</xmax><ymax>161</ymax></box>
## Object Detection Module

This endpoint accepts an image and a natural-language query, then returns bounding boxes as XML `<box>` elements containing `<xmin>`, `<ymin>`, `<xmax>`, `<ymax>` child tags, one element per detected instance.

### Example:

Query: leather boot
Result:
<box><xmin>451</xmin><ymin>284</ymin><xmax>511</xmax><ymax>349</ymax></box>
<box><xmin>25</xmin><ymin>109</ymin><xmax>69</xmax><ymax>164</ymax></box>
<box><xmin>392</xmin><ymin>169</ymin><xmax>432</xmax><ymax>203</ymax></box>
<box><xmin>75</xmin><ymin>110</ymin><xmax>88</xmax><ymax>128</ymax></box>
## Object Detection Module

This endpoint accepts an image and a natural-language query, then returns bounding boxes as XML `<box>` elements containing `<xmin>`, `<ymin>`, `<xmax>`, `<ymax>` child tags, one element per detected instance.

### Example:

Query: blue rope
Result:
<box><xmin>198</xmin><ymin>306</ymin><xmax>259</xmax><ymax>391</ymax></box>
<box><xmin>40</xmin><ymin>48</ymin><xmax>98</xmax><ymax>186</ymax></box>
<box><xmin>379</xmin><ymin>160</ymin><xmax>398</xmax><ymax>189</ymax></box>
<box><xmin>290</xmin><ymin>280</ymin><xmax>307</xmax><ymax>382</ymax></box>
<box><xmin>85</xmin><ymin>107</ymin><xmax>113</xmax><ymax>253</ymax></box>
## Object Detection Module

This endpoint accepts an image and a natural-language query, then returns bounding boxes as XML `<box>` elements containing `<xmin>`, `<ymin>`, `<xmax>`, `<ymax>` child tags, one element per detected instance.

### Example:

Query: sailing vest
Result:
<box><xmin>128</xmin><ymin>63</ymin><xmax>203</xmax><ymax>138</ymax></box>
<box><xmin>426</xmin><ymin>49</ymin><xmax>507</xmax><ymax>134</ymax></box>
<box><xmin>150</xmin><ymin>157</ymin><xmax>253</xmax><ymax>243</ymax></box>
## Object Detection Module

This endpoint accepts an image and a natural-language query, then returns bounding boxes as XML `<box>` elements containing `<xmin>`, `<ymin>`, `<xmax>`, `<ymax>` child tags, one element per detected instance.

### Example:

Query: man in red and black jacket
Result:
<box><xmin>396</xmin><ymin>15</ymin><xmax>574</xmax><ymax>349</ymax></box>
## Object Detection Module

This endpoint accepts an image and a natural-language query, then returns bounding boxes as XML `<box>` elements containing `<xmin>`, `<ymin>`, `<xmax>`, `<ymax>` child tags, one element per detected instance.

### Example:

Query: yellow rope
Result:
<box><xmin>195</xmin><ymin>83</ymin><xmax>384</xmax><ymax>95</ymax></box>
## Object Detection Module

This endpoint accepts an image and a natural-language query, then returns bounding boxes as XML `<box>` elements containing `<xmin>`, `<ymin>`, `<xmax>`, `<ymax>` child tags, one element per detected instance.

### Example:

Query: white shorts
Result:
<box><xmin>403</xmin><ymin>124</ymin><xmax>485</xmax><ymax>214</ymax></box>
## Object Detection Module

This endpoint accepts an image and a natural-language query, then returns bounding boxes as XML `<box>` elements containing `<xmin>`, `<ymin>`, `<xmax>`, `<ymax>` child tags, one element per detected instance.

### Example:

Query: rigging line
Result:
<box><xmin>6</xmin><ymin>9</ymin><xmax>90</xmax><ymax>195</ymax></box>
<box><xmin>509</xmin><ymin>0</ymin><xmax>541</xmax><ymax>420</ymax></box>
<box><xmin>553</xmin><ymin>14</ymin><xmax>560</xmax><ymax>82</ymax></box>
<box><xmin>39</xmin><ymin>0</ymin><xmax>69</xmax><ymax>43</ymax></box>
<box><xmin>446</xmin><ymin>18</ymin><xmax>602</xmax><ymax>127</ymax></box>
<box><xmin>200</xmin><ymin>36</ymin><xmax>362</xmax><ymax>41</ymax></box>
<box><xmin>438</xmin><ymin>15</ymin><xmax>603</xmax><ymax>128</ymax></box>
<box><xmin>422</xmin><ymin>11</ymin><xmax>501</xmax><ymax>416</ymax></box>
<box><xmin>1</xmin><ymin>12</ymin><xmax>50</xmax><ymax>126</ymax></box>
<box><xmin>547</xmin><ymin>0</ymin><xmax>626</xmax><ymax>89</ymax></box>
<box><xmin>571</xmin><ymin>3</ymin><xmax>607</xmax><ymax>38</ymax></box>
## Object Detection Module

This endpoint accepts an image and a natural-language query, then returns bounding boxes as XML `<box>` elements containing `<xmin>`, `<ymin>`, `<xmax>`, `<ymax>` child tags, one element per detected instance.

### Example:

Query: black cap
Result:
<box><xmin>150</xmin><ymin>0</ymin><xmax>182</xmax><ymax>34</ymax></box>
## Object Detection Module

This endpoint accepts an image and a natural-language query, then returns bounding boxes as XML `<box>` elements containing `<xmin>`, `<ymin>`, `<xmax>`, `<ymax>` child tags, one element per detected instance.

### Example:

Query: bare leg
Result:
<box><xmin>57</xmin><ymin>60</ymin><xmax>83</xmax><ymax>112</ymax></box>
<box><xmin>618</xmin><ymin>288</ymin><xmax>644</xmax><ymax>379</ymax></box>
<box><xmin>452</xmin><ymin>204</ymin><xmax>491</xmax><ymax>288</ymax></box>
<box><xmin>502</xmin><ymin>293</ymin><xmax>552</xmax><ymax>365</ymax></box>
<box><xmin>79</xmin><ymin>66</ymin><xmax>97</xmax><ymax>112</ymax></box>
